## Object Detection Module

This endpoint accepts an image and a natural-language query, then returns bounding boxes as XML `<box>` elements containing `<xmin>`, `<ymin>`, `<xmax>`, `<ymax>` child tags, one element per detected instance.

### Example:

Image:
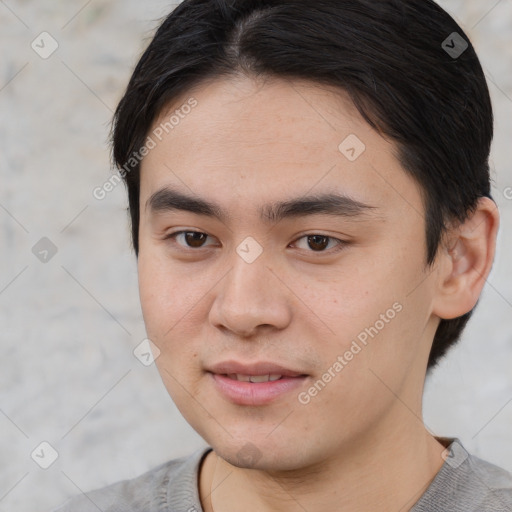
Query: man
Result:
<box><xmin>55</xmin><ymin>0</ymin><xmax>512</xmax><ymax>510</ymax></box>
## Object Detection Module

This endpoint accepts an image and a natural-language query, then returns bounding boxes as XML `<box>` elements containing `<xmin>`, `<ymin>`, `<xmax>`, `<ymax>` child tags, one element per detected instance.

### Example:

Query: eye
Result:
<box><xmin>291</xmin><ymin>234</ymin><xmax>347</xmax><ymax>253</ymax></box>
<box><xmin>163</xmin><ymin>231</ymin><xmax>347</xmax><ymax>254</ymax></box>
<box><xmin>163</xmin><ymin>230</ymin><xmax>216</xmax><ymax>249</ymax></box>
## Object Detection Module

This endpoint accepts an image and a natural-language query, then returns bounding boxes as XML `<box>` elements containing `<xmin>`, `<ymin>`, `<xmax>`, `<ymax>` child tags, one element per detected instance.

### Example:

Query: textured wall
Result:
<box><xmin>0</xmin><ymin>1</ymin><xmax>511</xmax><ymax>511</ymax></box>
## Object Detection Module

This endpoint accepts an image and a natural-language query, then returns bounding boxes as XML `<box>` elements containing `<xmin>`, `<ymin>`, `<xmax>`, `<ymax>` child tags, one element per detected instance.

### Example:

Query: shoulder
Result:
<box><xmin>52</xmin><ymin>447</ymin><xmax>211</xmax><ymax>512</ymax></box>
<box><xmin>465</xmin><ymin>450</ymin><xmax>512</xmax><ymax>510</ymax></box>
<box><xmin>412</xmin><ymin>439</ymin><xmax>512</xmax><ymax>512</ymax></box>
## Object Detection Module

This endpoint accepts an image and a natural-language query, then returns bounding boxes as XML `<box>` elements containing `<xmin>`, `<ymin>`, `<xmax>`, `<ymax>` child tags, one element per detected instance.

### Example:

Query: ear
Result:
<box><xmin>431</xmin><ymin>197</ymin><xmax>500</xmax><ymax>320</ymax></box>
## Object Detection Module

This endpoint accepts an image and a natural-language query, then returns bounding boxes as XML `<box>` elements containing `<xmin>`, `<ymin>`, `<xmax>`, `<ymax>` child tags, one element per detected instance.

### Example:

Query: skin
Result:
<box><xmin>137</xmin><ymin>74</ymin><xmax>499</xmax><ymax>512</ymax></box>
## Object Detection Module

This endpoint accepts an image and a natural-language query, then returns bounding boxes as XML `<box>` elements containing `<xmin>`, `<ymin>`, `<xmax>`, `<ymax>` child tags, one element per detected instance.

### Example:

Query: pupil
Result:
<box><xmin>308</xmin><ymin>235</ymin><xmax>328</xmax><ymax>251</ymax></box>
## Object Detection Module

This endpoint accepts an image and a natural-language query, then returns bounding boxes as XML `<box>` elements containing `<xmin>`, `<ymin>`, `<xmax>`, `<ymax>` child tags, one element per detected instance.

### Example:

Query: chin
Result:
<box><xmin>209</xmin><ymin>437</ymin><xmax>309</xmax><ymax>472</ymax></box>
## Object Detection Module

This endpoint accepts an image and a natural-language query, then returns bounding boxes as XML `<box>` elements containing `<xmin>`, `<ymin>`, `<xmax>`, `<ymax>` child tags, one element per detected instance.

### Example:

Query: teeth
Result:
<box><xmin>249</xmin><ymin>374</ymin><xmax>270</xmax><ymax>383</ymax></box>
<box><xmin>227</xmin><ymin>374</ymin><xmax>283</xmax><ymax>382</ymax></box>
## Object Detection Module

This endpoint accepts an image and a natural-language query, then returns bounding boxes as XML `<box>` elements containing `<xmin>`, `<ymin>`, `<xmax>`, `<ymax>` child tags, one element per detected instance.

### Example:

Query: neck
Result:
<box><xmin>199</xmin><ymin>412</ymin><xmax>447</xmax><ymax>512</ymax></box>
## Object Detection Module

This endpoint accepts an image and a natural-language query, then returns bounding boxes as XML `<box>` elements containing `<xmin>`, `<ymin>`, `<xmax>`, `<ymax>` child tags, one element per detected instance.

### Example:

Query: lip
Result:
<box><xmin>207</xmin><ymin>360</ymin><xmax>308</xmax><ymax>406</ymax></box>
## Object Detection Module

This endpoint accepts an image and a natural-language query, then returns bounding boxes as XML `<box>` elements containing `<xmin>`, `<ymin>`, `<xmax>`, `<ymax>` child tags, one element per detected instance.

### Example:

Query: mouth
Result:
<box><xmin>224</xmin><ymin>373</ymin><xmax>286</xmax><ymax>382</ymax></box>
<box><xmin>207</xmin><ymin>360</ymin><xmax>308</xmax><ymax>405</ymax></box>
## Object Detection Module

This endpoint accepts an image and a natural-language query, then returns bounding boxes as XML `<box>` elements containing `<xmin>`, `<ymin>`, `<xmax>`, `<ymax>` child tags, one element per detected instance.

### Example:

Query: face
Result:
<box><xmin>137</xmin><ymin>75</ymin><xmax>441</xmax><ymax>471</ymax></box>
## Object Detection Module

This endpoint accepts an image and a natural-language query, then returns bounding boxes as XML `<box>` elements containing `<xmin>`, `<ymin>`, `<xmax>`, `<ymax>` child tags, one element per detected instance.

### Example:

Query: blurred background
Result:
<box><xmin>0</xmin><ymin>1</ymin><xmax>511</xmax><ymax>510</ymax></box>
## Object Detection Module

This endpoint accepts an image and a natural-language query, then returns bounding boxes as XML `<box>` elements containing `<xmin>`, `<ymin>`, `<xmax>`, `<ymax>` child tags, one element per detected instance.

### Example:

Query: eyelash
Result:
<box><xmin>162</xmin><ymin>230</ymin><xmax>348</xmax><ymax>255</ymax></box>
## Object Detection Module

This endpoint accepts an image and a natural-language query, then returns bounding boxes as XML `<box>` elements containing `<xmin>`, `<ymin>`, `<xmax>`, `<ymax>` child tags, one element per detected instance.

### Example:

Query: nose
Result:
<box><xmin>209</xmin><ymin>247</ymin><xmax>292</xmax><ymax>338</ymax></box>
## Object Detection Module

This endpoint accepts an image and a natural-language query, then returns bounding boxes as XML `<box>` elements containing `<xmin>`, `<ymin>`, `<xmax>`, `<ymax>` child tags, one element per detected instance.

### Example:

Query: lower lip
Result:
<box><xmin>210</xmin><ymin>373</ymin><xmax>307</xmax><ymax>406</ymax></box>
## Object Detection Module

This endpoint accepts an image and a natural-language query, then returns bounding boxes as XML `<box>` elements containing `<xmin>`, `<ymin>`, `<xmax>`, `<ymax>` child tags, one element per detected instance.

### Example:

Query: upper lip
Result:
<box><xmin>208</xmin><ymin>360</ymin><xmax>307</xmax><ymax>377</ymax></box>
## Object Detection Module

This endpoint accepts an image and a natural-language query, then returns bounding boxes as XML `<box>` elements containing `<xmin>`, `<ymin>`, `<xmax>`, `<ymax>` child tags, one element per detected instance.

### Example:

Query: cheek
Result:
<box><xmin>311</xmin><ymin>254</ymin><xmax>424</xmax><ymax>374</ymax></box>
<box><xmin>304</xmin><ymin>269</ymin><xmax>396</xmax><ymax>344</ymax></box>
<box><xmin>137</xmin><ymin>249</ymin><xmax>186</xmax><ymax>342</ymax></box>
<box><xmin>137</xmin><ymin>249</ymin><xmax>209</xmax><ymax>364</ymax></box>
<box><xmin>138</xmin><ymin>253</ymin><xmax>165</xmax><ymax>335</ymax></box>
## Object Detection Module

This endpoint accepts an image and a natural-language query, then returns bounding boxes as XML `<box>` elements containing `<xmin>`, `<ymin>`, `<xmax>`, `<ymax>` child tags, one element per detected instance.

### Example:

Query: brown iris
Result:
<box><xmin>306</xmin><ymin>235</ymin><xmax>330</xmax><ymax>251</ymax></box>
<box><xmin>184</xmin><ymin>231</ymin><xmax>208</xmax><ymax>248</ymax></box>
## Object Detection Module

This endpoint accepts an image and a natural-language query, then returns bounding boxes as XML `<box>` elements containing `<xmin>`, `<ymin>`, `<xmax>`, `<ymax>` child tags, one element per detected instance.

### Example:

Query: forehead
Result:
<box><xmin>139</xmin><ymin>76</ymin><xmax>422</xmax><ymax>219</ymax></box>
<box><xmin>148</xmin><ymin>75</ymin><xmax>370</xmax><ymax>158</ymax></box>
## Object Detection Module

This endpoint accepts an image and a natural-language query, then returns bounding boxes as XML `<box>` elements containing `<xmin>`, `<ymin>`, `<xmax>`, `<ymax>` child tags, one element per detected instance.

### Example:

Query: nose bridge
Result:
<box><xmin>231</xmin><ymin>247</ymin><xmax>273</xmax><ymax>301</ymax></box>
<box><xmin>210</xmin><ymin>239</ymin><xmax>291</xmax><ymax>334</ymax></box>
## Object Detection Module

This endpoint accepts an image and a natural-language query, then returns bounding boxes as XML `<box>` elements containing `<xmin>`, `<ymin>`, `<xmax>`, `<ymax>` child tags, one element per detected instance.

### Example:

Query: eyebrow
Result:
<box><xmin>146</xmin><ymin>187</ymin><xmax>380</xmax><ymax>224</ymax></box>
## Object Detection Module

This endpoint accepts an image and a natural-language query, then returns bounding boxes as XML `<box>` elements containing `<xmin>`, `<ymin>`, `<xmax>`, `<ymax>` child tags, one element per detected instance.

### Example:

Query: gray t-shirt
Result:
<box><xmin>53</xmin><ymin>438</ymin><xmax>512</xmax><ymax>511</ymax></box>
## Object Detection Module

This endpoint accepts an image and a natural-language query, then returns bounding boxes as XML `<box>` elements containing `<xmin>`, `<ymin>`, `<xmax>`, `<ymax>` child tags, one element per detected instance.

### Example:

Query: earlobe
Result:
<box><xmin>432</xmin><ymin>197</ymin><xmax>499</xmax><ymax>320</ymax></box>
